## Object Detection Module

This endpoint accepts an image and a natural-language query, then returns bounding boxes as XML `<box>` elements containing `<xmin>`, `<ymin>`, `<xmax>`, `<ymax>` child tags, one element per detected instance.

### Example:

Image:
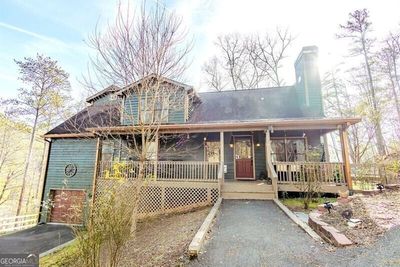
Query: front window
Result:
<box><xmin>146</xmin><ymin>141</ymin><xmax>157</xmax><ymax>160</ymax></box>
<box><xmin>205</xmin><ymin>141</ymin><xmax>220</xmax><ymax>162</ymax></box>
<box><xmin>271</xmin><ymin>138</ymin><xmax>306</xmax><ymax>162</ymax></box>
<box><xmin>140</xmin><ymin>96</ymin><xmax>169</xmax><ymax>124</ymax></box>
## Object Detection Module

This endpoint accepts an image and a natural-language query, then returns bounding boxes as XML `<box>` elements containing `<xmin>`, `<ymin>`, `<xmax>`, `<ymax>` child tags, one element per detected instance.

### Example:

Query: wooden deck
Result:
<box><xmin>97</xmin><ymin>160</ymin><xmax>349</xmax><ymax>203</ymax></box>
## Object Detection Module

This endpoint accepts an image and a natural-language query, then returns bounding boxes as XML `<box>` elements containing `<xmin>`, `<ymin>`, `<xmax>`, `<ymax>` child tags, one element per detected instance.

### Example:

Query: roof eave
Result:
<box><xmin>85</xmin><ymin>117</ymin><xmax>362</xmax><ymax>134</ymax></box>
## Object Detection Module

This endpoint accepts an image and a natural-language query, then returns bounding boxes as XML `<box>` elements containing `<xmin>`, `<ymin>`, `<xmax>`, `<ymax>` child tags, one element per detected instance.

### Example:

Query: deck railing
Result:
<box><xmin>98</xmin><ymin>161</ymin><xmax>220</xmax><ymax>182</ymax></box>
<box><xmin>0</xmin><ymin>214</ymin><xmax>39</xmax><ymax>235</ymax></box>
<box><xmin>273</xmin><ymin>161</ymin><xmax>346</xmax><ymax>185</ymax></box>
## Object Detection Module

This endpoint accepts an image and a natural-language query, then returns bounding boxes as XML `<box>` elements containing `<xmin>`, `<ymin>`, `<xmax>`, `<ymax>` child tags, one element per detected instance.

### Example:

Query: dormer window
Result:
<box><xmin>140</xmin><ymin>95</ymin><xmax>169</xmax><ymax>124</ymax></box>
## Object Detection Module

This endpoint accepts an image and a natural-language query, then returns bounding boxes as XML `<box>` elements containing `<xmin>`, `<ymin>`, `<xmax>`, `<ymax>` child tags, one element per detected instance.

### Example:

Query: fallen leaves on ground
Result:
<box><xmin>320</xmin><ymin>190</ymin><xmax>400</xmax><ymax>246</ymax></box>
<box><xmin>118</xmin><ymin>207</ymin><xmax>210</xmax><ymax>267</ymax></box>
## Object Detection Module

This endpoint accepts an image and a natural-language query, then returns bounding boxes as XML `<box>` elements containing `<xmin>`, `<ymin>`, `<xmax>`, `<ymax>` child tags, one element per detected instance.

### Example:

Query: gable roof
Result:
<box><xmin>189</xmin><ymin>86</ymin><xmax>305</xmax><ymax>123</ymax></box>
<box><xmin>117</xmin><ymin>74</ymin><xmax>193</xmax><ymax>95</ymax></box>
<box><xmin>46</xmin><ymin>104</ymin><xmax>120</xmax><ymax>135</ymax></box>
<box><xmin>86</xmin><ymin>85</ymin><xmax>121</xmax><ymax>103</ymax></box>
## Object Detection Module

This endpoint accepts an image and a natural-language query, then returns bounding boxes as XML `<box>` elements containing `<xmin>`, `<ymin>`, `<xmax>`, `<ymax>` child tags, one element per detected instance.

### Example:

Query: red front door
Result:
<box><xmin>234</xmin><ymin>136</ymin><xmax>254</xmax><ymax>180</ymax></box>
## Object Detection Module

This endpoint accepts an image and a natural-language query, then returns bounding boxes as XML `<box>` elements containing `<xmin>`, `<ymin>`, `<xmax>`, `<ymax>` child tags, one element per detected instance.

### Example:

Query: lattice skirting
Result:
<box><xmin>94</xmin><ymin>180</ymin><xmax>219</xmax><ymax>220</ymax></box>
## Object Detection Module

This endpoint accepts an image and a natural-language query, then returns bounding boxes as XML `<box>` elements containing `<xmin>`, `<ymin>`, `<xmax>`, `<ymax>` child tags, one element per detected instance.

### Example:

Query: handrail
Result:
<box><xmin>217</xmin><ymin>161</ymin><xmax>224</xmax><ymax>196</ymax></box>
<box><xmin>267</xmin><ymin>160</ymin><xmax>278</xmax><ymax>198</ymax></box>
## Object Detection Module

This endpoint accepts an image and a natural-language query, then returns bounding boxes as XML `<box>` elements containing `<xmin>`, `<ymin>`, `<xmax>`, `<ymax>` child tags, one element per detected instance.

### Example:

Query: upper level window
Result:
<box><xmin>140</xmin><ymin>96</ymin><xmax>169</xmax><ymax>124</ymax></box>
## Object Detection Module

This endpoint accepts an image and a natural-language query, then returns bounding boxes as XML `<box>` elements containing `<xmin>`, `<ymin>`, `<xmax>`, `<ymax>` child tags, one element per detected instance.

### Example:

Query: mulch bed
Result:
<box><xmin>319</xmin><ymin>190</ymin><xmax>400</xmax><ymax>246</ymax></box>
<box><xmin>118</xmin><ymin>207</ymin><xmax>211</xmax><ymax>267</ymax></box>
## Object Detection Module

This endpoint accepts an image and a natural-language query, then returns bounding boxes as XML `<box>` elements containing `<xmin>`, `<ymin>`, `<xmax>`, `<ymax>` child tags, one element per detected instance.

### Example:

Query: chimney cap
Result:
<box><xmin>295</xmin><ymin>45</ymin><xmax>319</xmax><ymax>67</ymax></box>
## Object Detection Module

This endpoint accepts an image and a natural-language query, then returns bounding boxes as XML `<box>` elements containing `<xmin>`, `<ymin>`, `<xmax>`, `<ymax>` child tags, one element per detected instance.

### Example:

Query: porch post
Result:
<box><xmin>265</xmin><ymin>129</ymin><xmax>271</xmax><ymax>164</ymax></box>
<box><xmin>90</xmin><ymin>137</ymin><xmax>102</xmax><ymax>221</ymax></box>
<box><xmin>339</xmin><ymin>126</ymin><xmax>353</xmax><ymax>190</ymax></box>
<box><xmin>154</xmin><ymin>132</ymin><xmax>159</xmax><ymax>180</ymax></box>
<box><xmin>220</xmin><ymin>131</ymin><xmax>224</xmax><ymax>184</ymax></box>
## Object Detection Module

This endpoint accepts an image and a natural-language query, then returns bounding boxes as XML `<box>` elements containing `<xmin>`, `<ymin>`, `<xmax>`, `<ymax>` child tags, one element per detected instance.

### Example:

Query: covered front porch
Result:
<box><xmin>92</xmin><ymin>117</ymin><xmax>358</xmax><ymax>200</ymax></box>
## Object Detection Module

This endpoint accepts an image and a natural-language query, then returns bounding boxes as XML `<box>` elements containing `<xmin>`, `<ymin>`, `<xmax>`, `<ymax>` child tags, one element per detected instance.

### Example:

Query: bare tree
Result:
<box><xmin>202</xmin><ymin>56</ymin><xmax>226</xmax><ymax>91</ymax></box>
<box><xmin>215</xmin><ymin>33</ymin><xmax>247</xmax><ymax>89</ymax></box>
<box><xmin>254</xmin><ymin>28</ymin><xmax>293</xmax><ymax>87</ymax></box>
<box><xmin>0</xmin><ymin>114</ymin><xmax>24</xmax><ymax>207</ymax></box>
<box><xmin>323</xmin><ymin>68</ymin><xmax>375</xmax><ymax>163</ymax></box>
<box><xmin>338</xmin><ymin>9</ymin><xmax>387</xmax><ymax>156</ymax></box>
<box><xmin>4</xmin><ymin>54</ymin><xmax>70</xmax><ymax>216</ymax></box>
<box><xmin>65</xmin><ymin>2</ymin><xmax>193</xmax><ymax>265</ymax></box>
<box><xmin>203</xmin><ymin>29</ymin><xmax>293</xmax><ymax>91</ymax></box>
<box><xmin>379</xmin><ymin>33</ymin><xmax>400</xmax><ymax>127</ymax></box>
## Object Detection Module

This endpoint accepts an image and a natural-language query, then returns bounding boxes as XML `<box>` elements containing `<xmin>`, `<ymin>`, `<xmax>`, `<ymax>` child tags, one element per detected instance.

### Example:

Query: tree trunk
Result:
<box><xmin>34</xmin><ymin>115</ymin><xmax>53</xmax><ymax>204</ymax></box>
<box><xmin>391</xmin><ymin>56</ymin><xmax>400</xmax><ymax>126</ymax></box>
<box><xmin>16</xmin><ymin>108</ymin><xmax>39</xmax><ymax>216</ymax></box>
<box><xmin>362</xmin><ymin>40</ymin><xmax>386</xmax><ymax>156</ymax></box>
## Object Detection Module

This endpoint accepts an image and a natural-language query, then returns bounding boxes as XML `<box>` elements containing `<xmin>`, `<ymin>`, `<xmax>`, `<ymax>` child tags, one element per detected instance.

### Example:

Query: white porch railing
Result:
<box><xmin>0</xmin><ymin>214</ymin><xmax>39</xmax><ymax>235</ymax></box>
<box><xmin>273</xmin><ymin>162</ymin><xmax>346</xmax><ymax>185</ymax></box>
<box><xmin>98</xmin><ymin>161</ymin><xmax>220</xmax><ymax>182</ymax></box>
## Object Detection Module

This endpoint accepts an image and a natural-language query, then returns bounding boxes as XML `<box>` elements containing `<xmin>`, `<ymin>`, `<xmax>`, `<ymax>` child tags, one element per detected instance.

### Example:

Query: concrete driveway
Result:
<box><xmin>0</xmin><ymin>224</ymin><xmax>74</xmax><ymax>255</ymax></box>
<box><xmin>190</xmin><ymin>200</ymin><xmax>400</xmax><ymax>267</ymax></box>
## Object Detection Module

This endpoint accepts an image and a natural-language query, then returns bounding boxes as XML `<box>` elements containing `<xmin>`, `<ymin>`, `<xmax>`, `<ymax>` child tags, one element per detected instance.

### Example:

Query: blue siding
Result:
<box><xmin>123</xmin><ymin>94</ymin><xmax>138</xmax><ymax>125</ymax></box>
<box><xmin>41</xmin><ymin>138</ymin><xmax>97</xmax><ymax>222</ymax></box>
<box><xmin>122</xmin><ymin>89</ymin><xmax>186</xmax><ymax>125</ymax></box>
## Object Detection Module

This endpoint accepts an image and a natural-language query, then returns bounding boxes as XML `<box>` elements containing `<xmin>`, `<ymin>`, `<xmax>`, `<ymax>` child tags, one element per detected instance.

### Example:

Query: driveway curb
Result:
<box><xmin>273</xmin><ymin>199</ymin><xmax>323</xmax><ymax>242</ymax></box>
<box><xmin>189</xmin><ymin>197</ymin><xmax>222</xmax><ymax>257</ymax></box>
<box><xmin>39</xmin><ymin>238</ymin><xmax>76</xmax><ymax>258</ymax></box>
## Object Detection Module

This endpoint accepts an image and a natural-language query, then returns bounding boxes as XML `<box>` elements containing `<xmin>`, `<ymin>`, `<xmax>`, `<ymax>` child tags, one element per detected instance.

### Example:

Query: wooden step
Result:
<box><xmin>222</xmin><ymin>191</ymin><xmax>275</xmax><ymax>200</ymax></box>
<box><xmin>222</xmin><ymin>181</ymin><xmax>273</xmax><ymax>193</ymax></box>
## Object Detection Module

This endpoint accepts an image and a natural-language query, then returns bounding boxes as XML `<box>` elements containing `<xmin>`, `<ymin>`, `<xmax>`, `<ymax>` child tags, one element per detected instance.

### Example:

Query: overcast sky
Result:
<box><xmin>0</xmin><ymin>0</ymin><xmax>399</xmax><ymax>99</ymax></box>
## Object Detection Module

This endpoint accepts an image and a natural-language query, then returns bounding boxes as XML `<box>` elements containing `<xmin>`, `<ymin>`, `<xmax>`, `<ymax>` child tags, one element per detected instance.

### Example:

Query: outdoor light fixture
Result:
<box><xmin>377</xmin><ymin>183</ymin><xmax>384</xmax><ymax>192</ymax></box>
<box><xmin>324</xmin><ymin>201</ymin><xmax>334</xmax><ymax>213</ymax></box>
<box><xmin>256</xmin><ymin>143</ymin><xmax>260</xmax><ymax>147</ymax></box>
<box><xmin>229</xmin><ymin>135</ymin><xmax>233</xmax><ymax>148</ymax></box>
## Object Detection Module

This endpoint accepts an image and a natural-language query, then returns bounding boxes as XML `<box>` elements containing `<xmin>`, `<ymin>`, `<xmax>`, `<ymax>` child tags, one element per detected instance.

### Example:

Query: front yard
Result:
<box><xmin>40</xmin><ymin>207</ymin><xmax>210</xmax><ymax>267</ymax></box>
<box><xmin>281</xmin><ymin>197</ymin><xmax>337</xmax><ymax>212</ymax></box>
<box><xmin>281</xmin><ymin>189</ymin><xmax>400</xmax><ymax>246</ymax></box>
<box><xmin>320</xmin><ymin>190</ymin><xmax>400</xmax><ymax>246</ymax></box>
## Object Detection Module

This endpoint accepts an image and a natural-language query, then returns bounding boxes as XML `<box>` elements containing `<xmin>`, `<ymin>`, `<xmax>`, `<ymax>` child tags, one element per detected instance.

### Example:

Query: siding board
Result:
<box><xmin>41</xmin><ymin>138</ymin><xmax>97</xmax><ymax>222</ymax></box>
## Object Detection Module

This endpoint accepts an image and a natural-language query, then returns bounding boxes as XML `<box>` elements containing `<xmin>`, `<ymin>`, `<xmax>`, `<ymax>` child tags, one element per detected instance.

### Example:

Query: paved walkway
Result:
<box><xmin>190</xmin><ymin>200</ymin><xmax>400</xmax><ymax>267</ymax></box>
<box><xmin>0</xmin><ymin>224</ymin><xmax>74</xmax><ymax>255</ymax></box>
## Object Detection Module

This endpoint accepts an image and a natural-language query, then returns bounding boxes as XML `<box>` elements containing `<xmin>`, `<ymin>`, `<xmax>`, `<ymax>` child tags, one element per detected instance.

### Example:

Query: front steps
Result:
<box><xmin>221</xmin><ymin>181</ymin><xmax>275</xmax><ymax>200</ymax></box>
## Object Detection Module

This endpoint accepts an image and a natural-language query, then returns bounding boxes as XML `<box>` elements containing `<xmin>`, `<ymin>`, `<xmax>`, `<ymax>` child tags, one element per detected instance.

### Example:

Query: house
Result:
<box><xmin>39</xmin><ymin>46</ymin><xmax>360</xmax><ymax>224</ymax></box>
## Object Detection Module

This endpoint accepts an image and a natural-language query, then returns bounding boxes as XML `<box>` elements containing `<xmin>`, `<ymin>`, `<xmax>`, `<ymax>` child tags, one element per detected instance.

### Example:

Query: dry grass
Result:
<box><xmin>281</xmin><ymin>197</ymin><xmax>337</xmax><ymax>213</ymax></box>
<box><xmin>118</xmin><ymin>207</ymin><xmax>211</xmax><ymax>267</ymax></box>
<box><xmin>40</xmin><ymin>207</ymin><xmax>210</xmax><ymax>267</ymax></box>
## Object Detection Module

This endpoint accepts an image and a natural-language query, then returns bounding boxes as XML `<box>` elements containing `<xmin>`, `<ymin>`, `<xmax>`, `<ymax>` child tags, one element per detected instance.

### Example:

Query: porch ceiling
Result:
<box><xmin>84</xmin><ymin>117</ymin><xmax>361</xmax><ymax>135</ymax></box>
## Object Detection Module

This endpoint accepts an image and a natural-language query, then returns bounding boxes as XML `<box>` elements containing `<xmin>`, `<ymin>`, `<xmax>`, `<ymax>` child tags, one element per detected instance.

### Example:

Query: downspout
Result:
<box><xmin>38</xmin><ymin>138</ymin><xmax>52</xmax><ymax>223</ymax></box>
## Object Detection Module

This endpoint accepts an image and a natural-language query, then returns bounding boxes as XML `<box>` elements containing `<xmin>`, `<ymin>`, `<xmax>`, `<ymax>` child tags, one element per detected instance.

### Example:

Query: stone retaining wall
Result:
<box><xmin>308</xmin><ymin>211</ymin><xmax>352</xmax><ymax>247</ymax></box>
